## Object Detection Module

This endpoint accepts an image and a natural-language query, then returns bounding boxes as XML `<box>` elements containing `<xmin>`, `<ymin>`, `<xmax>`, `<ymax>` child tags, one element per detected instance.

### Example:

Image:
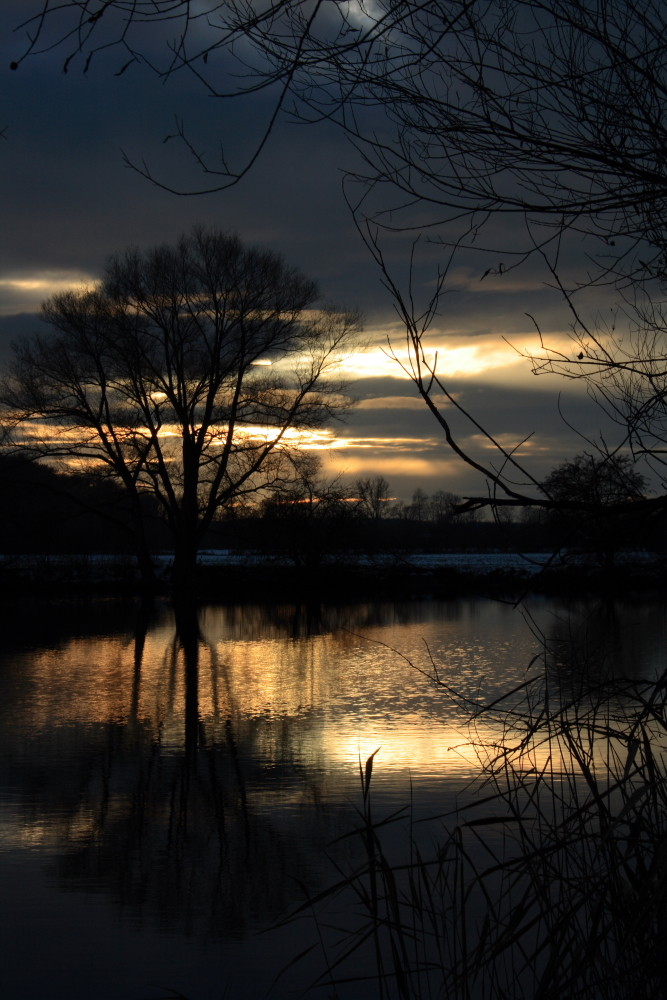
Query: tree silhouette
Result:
<box><xmin>1</xmin><ymin>227</ymin><xmax>359</xmax><ymax>589</ymax></box>
<box><xmin>355</xmin><ymin>475</ymin><xmax>391</xmax><ymax>521</ymax></box>
<box><xmin>542</xmin><ymin>453</ymin><xmax>648</xmax><ymax>563</ymax></box>
<box><xmin>543</xmin><ymin>453</ymin><xmax>647</xmax><ymax>508</ymax></box>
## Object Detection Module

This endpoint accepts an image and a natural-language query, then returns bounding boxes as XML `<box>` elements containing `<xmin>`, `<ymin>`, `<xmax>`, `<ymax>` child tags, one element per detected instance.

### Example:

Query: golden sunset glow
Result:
<box><xmin>0</xmin><ymin>260</ymin><xmax>593</xmax><ymax>497</ymax></box>
<box><xmin>0</xmin><ymin>270</ymin><xmax>97</xmax><ymax>314</ymax></box>
<box><xmin>325</xmin><ymin>454</ymin><xmax>462</xmax><ymax>479</ymax></box>
<box><xmin>337</xmin><ymin>327</ymin><xmax>584</xmax><ymax>384</ymax></box>
<box><xmin>16</xmin><ymin>416</ymin><xmax>475</xmax><ymax>483</ymax></box>
<box><xmin>355</xmin><ymin>393</ymin><xmax>456</xmax><ymax>410</ymax></box>
<box><xmin>8</xmin><ymin>610</ymin><xmax>627</xmax><ymax>805</ymax></box>
<box><xmin>6</xmin><ymin>615</ymin><xmax>533</xmax><ymax>775</ymax></box>
<box><xmin>338</xmin><ymin>342</ymin><xmax>522</xmax><ymax>379</ymax></box>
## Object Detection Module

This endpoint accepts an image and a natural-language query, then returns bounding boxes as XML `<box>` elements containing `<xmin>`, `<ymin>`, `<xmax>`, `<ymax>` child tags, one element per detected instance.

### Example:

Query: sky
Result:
<box><xmin>0</xmin><ymin>2</ymin><xmax>623</xmax><ymax>503</ymax></box>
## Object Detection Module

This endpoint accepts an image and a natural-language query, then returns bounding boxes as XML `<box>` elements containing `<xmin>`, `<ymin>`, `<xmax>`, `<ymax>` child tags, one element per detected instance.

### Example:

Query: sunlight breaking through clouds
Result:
<box><xmin>339</xmin><ymin>342</ymin><xmax>524</xmax><ymax>380</ymax></box>
<box><xmin>327</xmin><ymin>454</ymin><xmax>462</xmax><ymax>479</ymax></box>
<box><xmin>467</xmin><ymin>432</ymin><xmax>555</xmax><ymax>455</ymax></box>
<box><xmin>355</xmin><ymin>394</ymin><xmax>455</xmax><ymax>410</ymax></box>
<box><xmin>334</xmin><ymin>435</ymin><xmax>444</xmax><ymax>451</ymax></box>
<box><xmin>0</xmin><ymin>270</ymin><xmax>97</xmax><ymax>314</ymax></box>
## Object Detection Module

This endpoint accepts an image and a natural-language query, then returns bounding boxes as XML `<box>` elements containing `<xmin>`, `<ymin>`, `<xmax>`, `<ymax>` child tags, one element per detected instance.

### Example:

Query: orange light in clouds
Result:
<box><xmin>0</xmin><ymin>271</ymin><xmax>98</xmax><ymax>315</ymax></box>
<box><xmin>355</xmin><ymin>394</ymin><xmax>456</xmax><ymax>410</ymax></box>
<box><xmin>0</xmin><ymin>274</ymin><xmax>94</xmax><ymax>292</ymax></box>
<box><xmin>337</xmin><ymin>323</ymin><xmax>586</xmax><ymax>385</ymax></box>
<box><xmin>21</xmin><ymin>418</ymin><xmax>347</xmax><ymax>455</ymax></box>
<box><xmin>339</xmin><ymin>342</ymin><xmax>523</xmax><ymax>380</ymax></box>
<box><xmin>208</xmin><ymin>425</ymin><xmax>341</xmax><ymax>449</ymax></box>
<box><xmin>327</xmin><ymin>455</ymin><xmax>461</xmax><ymax>478</ymax></box>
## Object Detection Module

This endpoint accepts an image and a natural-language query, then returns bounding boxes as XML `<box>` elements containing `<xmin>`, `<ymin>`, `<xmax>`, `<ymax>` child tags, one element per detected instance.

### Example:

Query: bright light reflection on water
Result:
<box><xmin>0</xmin><ymin>594</ymin><xmax>665</xmax><ymax>999</ymax></box>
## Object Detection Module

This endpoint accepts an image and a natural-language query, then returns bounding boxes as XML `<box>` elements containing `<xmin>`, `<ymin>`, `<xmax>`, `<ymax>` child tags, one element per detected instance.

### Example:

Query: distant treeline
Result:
<box><xmin>0</xmin><ymin>460</ymin><xmax>660</xmax><ymax>564</ymax></box>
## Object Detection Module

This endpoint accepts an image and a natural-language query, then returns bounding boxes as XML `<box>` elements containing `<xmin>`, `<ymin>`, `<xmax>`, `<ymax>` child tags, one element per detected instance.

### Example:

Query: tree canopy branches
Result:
<box><xmin>1</xmin><ymin>226</ymin><xmax>359</xmax><ymax>587</ymax></box>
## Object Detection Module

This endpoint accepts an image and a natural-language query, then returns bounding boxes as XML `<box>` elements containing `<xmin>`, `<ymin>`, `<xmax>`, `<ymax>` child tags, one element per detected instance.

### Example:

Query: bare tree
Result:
<box><xmin>406</xmin><ymin>487</ymin><xmax>429</xmax><ymax>523</ymax></box>
<box><xmin>429</xmin><ymin>490</ymin><xmax>476</xmax><ymax>524</ymax></box>
<box><xmin>543</xmin><ymin>453</ymin><xmax>647</xmax><ymax>508</ymax></box>
<box><xmin>515</xmin><ymin>288</ymin><xmax>667</xmax><ymax>486</ymax></box>
<box><xmin>0</xmin><ymin>227</ymin><xmax>359</xmax><ymax>589</ymax></box>
<box><xmin>540</xmin><ymin>452</ymin><xmax>649</xmax><ymax>563</ymax></box>
<box><xmin>354</xmin><ymin>475</ymin><xmax>391</xmax><ymax>520</ymax></box>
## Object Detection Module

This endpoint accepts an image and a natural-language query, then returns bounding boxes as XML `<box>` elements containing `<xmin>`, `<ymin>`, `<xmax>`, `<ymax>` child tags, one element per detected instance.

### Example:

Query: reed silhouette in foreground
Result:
<box><xmin>290</xmin><ymin>631</ymin><xmax>667</xmax><ymax>1000</ymax></box>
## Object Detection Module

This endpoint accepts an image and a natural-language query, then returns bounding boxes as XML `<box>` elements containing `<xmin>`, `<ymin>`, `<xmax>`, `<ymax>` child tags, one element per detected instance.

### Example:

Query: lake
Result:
<box><xmin>1</xmin><ymin>593</ymin><xmax>665</xmax><ymax>999</ymax></box>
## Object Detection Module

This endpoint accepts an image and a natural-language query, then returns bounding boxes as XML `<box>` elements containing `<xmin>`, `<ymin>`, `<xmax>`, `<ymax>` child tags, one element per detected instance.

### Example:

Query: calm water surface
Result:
<box><xmin>0</xmin><ymin>594</ymin><xmax>664</xmax><ymax>999</ymax></box>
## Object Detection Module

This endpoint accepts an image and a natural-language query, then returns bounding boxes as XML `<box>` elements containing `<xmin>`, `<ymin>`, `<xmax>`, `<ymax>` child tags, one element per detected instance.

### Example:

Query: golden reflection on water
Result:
<box><xmin>6</xmin><ymin>598</ymin><xmax>599</xmax><ymax>799</ymax></box>
<box><xmin>9</xmin><ymin>596</ymin><xmax>666</xmax><ymax>804</ymax></box>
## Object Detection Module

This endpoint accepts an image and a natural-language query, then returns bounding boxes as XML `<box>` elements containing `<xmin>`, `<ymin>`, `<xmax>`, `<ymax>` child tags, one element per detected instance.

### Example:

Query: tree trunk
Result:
<box><xmin>173</xmin><ymin>445</ymin><xmax>201</xmax><ymax>595</ymax></box>
<box><xmin>129</xmin><ymin>599</ymin><xmax>152</xmax><ymax>722</ymax></box>
<box><xmin>174</xmin><ymin>598</ymin><xmax>201</xmax><ymax>765</ymax></box>
<box><xmin>130</xmin><ymin>506</ymin><xmax>158</xmax><ymax>590</ymax></box>
<box><xmin>172</xmin><ymin>535</ymin><xmax>199</xmax><ymax>595</ymax></box>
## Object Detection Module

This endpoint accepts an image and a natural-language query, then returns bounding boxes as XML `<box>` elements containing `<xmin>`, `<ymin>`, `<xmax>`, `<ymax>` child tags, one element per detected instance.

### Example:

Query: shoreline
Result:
<box><xmin>0</xmin><ymin>549</ymin><xmax>664</xmax><ymax>599</ymax></box>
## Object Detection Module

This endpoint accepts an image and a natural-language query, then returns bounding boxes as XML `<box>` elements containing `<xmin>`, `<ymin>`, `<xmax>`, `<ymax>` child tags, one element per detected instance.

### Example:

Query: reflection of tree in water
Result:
<box><xmin>1</xmin><ymin>599</ymin><xmax>359</xmax><ymax>939</ymax></box>
<box><xmin>2</xmin><ymin>594</ymin><xmax>471</xmax><ymax>653</ymax></box>
<box><xmin>198</xmin><ymin>597</ymin><xmax>470</xmax><ymax>642</ymax></box>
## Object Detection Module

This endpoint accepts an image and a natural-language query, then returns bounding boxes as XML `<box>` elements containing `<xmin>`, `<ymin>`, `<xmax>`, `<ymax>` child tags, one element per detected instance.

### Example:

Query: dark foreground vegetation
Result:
<box><xmin>294</xmin><ymin>632</ymin><xmax>667</xmax><ymax>1000</ymax></box>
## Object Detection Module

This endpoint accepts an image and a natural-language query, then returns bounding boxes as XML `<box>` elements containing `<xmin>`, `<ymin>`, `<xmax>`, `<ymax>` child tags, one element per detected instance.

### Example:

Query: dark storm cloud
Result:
<box><xmin>0</xmin><ymin>314</ymin><xmax>39</xmax><ymax>365</ymax></box>
<box><xmin>1</xmin><ymin>6</ymin><xmax>363</xmax><ymax>297</ymax></box>
<box><xmin>0</xmin><ymin>3</ymin><xmax>586</xmax><ymax>316</ymax></box>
